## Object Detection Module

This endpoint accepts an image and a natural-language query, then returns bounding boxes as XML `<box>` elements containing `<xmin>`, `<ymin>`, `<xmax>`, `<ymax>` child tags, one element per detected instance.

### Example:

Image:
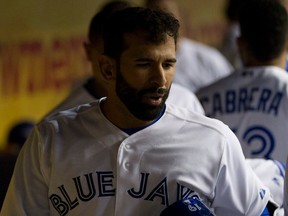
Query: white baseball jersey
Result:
<box><xmin>173</xmin><ymin>38</ymin><xmax>233</xmax><ymax>92</ymax></box>
<box><xmin>196</xmin><ymin>66</ymin><xmax>288</xmax><ymax>162</ymax></box>
<box><xmin>45</xmin><ymin>77</ymin><xmax>204</xmax><ymax>118</ymax></box>
<box><xmin>284</xmin><ymin>157</ymin><xmax>288</xmax><ymax>215</ymax></box>
<box><xmin>246</xmin><ymin>158</ymin><xmax>285</xmax><ymax>207</ymax></box>
<box><xmin>1</xmin><ymin>99</ymin><xmax>273</xmax><ymax>215</ymax></box>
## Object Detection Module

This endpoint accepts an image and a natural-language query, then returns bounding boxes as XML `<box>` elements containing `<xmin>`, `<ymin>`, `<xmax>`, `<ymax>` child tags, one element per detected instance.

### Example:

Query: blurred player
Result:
<box><xmin>196</xmin><ymin>0</ymin><xmax>288</xmax><ymax>162</ymax></box>
<box><xmin>0</xmin><ymin>120</ymin><xmax>34</xmax><ymax>209</ymax></box>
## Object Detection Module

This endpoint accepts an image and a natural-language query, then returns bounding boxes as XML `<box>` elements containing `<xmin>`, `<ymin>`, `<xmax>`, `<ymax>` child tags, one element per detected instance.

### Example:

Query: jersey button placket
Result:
<box><xmin>125</xmin><ymin>162</ymin><xmax>131</xmax><ymax>168</ymax></box>
<box><xmin>121</xmin><ymin>142</ymin><xmax>134</xmax><ymax>171</ymax></box>
<box><xmin>124</xmin><ymin>144</ymin><xmax>132</xmax><ymax>169</ymax></box>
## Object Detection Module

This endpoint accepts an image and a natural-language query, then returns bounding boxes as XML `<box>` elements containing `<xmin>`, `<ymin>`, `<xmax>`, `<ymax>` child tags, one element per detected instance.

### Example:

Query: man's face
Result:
<box><xmin>115</xmin><ymin>33</ymin><xmax>177</xmax><ymax>121</ymax></box>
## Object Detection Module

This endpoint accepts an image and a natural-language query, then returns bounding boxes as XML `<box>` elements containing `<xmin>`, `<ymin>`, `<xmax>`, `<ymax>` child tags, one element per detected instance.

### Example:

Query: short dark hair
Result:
<box><xmin>88</xmin><ymin>0</ymin><xmax>132</xmax><ymax>44</ymax></box>
<box><xmin>103</xmin><ymin>7</ymin><xmax>180</xmax><ymax>59</ymax></box>
<box><xmin>224</xmin><ymin>0</ymin><xmax>245</xmax><ymax>22</ymax></box>
<box><xmin>239</xmin><ymin>0</ymin><xmax>288</xmax><ymax>61</ymax></box>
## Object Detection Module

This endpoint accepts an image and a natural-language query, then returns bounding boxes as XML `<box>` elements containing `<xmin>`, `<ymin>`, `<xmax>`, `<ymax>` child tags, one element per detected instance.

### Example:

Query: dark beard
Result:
<box><xmin>115</xmin><ymin>69</ymin><xmax>169</xmax><ymax>121</ymax></box>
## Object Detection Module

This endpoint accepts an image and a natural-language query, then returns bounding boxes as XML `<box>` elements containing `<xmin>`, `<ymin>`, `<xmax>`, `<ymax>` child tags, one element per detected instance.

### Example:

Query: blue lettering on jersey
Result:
<box><xmin>50</xmin><ymin>171</ymin><xmax>115</xmax><ymax>215</ymax></box>
<box><xmin>128</xmin><ymin>172</ymin><xmax>149</xmax><ymax>198</ymax></box>
<box><xmin>200</xmin><ymin>87</ymin><xmax>283</xmax><ymax>117</ymax></box>
<box><xmin>96</xmin><ymin>171</ymin><xmax>115</xmax><ymax>197</ymax></box>
<box><xmin>73</xmin><ymin>173</ymin><xmax>96</xmax><ymax>201</ymax></box>
<box><xmin>226</xmin><ymin>90</ymin><xmax>236</xmax><ymax>113</ymax></box>
<box><xmin>242</xmin><ymin>125</ymin><xmax>275</xmax><ymax>159</ymax></box>
<box><xmin>58</xmin><ymin>185</ymin><xmax>79</xmax><ymax>209</ymax></box>
<box><xmin>50</xmin><ymin>194</ymin><xmax>70</xmax><ymax>216</ymax></box>
<box><xmin>144</xmin><ymin>177</ymin><xmax>169</xmax><ymax>205</ymax></box>
<box><xmin>259</xmin><ymin>188</ymin><xmax>266</xmax><ymax>199</ymax></box>
<box><xmin>49</xmin><ymin>172</ymin><xmax>203</xmax><ymax>215</ymax></box>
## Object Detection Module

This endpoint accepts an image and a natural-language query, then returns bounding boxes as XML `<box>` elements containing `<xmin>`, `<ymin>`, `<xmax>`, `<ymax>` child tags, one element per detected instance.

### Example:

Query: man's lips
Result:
<box><xmin>142</xmin><ymin>93</ymin><xmax>164</xmax><ymax>106</ymax></box>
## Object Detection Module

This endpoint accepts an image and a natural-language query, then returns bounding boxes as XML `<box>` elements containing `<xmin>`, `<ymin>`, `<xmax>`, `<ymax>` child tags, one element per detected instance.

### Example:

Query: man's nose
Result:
<box><xmin>150</xmin><ymin>65</ymin><xmax>167</xmax><ymax>86</ymax></box>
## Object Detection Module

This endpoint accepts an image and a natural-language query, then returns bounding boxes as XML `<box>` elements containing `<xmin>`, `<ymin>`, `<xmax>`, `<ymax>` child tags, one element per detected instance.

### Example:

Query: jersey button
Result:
<box><xmin>125</xmin><ymin>162</ymin><xmax>131</xmax><ymax>168</ymax></box>
<box><xmin>126</xmin><ymin>144</ymin><xmax>131</xmax><ymax>149</ymax></box>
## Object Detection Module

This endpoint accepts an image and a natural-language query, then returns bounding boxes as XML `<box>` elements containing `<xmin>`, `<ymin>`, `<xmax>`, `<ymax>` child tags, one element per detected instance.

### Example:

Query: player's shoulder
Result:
<box><xmin>179</xmin><ymin>38</ymin><xmax>213</xmax><ymax>51</ymax></box>
<box><xmin>169</xmin><ymin>84</ymin><xmax>205</xmax><ymax>114</ymax></box>
<box><xmin>37</xmin><ymin>100</ymin><xmax>101</xmax><ymax>137</ymax></box>
<box><xmin>44</xmin><ymin>84</ymin><xmax>95</xmax><ymax>119</ymax></box>
<box><xmin>170</xmin><ymin>82</ymin><xmax>192</xmax><ymax>94</ymax></box>
<box><xmin>169</xmin><ymin>83</ymin><xmax>198</xmax><ymax>101</ymax></box>
<box><xmin>180</xmin><ymin>38</ymin><xmax>230</xmax><ymax>61</ymax></box>
<box><xmin>195</xmin><ymin>70</ymin><xmax>237</xmax><ymax>96</ymax></box>
<box><xmin>165</xmin><ymin>103</ymin><xmax>231</xmax><ymax>136</ymax></box>
<box><xmin>41</xmin><ymin>99</ymin><xmax>101</xmax><ymax>126</ymax></box>
<box><xmin>264</xmin><ymin>66</ymin><xmax>288</xmax><ymax>82</ymax></box>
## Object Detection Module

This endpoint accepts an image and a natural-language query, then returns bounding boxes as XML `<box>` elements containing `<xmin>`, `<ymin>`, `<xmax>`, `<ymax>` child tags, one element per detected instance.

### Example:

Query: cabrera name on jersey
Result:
<box><xmin>196</xmin><ymin>66</ymin><xmax>288</xmax><ymax>161</ymax></box>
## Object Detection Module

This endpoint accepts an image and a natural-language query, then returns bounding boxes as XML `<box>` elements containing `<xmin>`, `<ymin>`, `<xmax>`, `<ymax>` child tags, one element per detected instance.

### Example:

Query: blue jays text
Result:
<box><xmin>49</xmin><ymin>172</ymin><xmax>200</xmax><ymax>215</ymax></box>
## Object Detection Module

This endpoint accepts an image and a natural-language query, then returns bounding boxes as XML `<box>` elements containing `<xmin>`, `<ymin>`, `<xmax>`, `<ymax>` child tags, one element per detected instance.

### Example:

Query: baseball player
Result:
<box><xmin>45</xmin><ymin>0</ymin><xmax>204</xmax><ymax>119</ymax></box>
<box><xmin>1</xmin><ymin>7</ymin><xmax>279</xmax><ymax>216</ymax></box>
<box><xmin>196</xmin><ymin>0</ymin><xmax>288</xmax><ymax>162</ymax></box>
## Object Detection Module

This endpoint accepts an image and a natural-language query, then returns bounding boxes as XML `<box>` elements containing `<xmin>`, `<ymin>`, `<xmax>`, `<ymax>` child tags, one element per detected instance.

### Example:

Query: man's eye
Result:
<box><xmin>163</xmin><ymin>63</ymin><xmax>174</xmax><ymax>69</ymax></box>
<box><xmin>136</xmin><ymin>63</ymin><xmax>150</xmax><ymax>67</ymax></box>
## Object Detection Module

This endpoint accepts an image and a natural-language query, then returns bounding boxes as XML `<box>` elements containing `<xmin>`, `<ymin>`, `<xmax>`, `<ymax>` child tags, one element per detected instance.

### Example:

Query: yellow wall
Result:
<box><xmin>179</xmin><ymin>0</ymin><xmax>227</xmax><ymax>46</ymax></box>
<box><xmin>0</xmin><ymin>0</ymin><xmax>227</xmax><ymax>148</ymax></box>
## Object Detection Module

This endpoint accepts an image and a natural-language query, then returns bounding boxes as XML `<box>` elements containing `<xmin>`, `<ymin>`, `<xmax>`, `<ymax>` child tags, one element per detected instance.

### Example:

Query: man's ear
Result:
<box><xmin>98</xmin><ymin>55</ymin><xmax>116</xmax><ymax>81</ymax></box>
<box><xmin>83</xmin><ymin>42</ymin><xmax>92</xmax><ymax>61</ymax></box>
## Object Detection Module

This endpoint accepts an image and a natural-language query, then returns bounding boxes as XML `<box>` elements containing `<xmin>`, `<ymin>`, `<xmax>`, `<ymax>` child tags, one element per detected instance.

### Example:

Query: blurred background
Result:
<box><xmin>0</xmin><ymin>0</ymin><xmax>227</xmax><ymax>149</ymax></box>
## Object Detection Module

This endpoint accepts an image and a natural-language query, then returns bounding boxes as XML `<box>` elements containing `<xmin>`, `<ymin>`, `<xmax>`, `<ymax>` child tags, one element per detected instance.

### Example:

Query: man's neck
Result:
<box><xmin>100</xmin><ymin>97</ymin><xmax>162</xmax><ymax>129</ymax></box>
<box><xmin>244</xmin><ymin>52</ymin><xmax>287</xmax><ymax>70</ymax></box>
<box><xmin>84</xmin><ymin>77</ymin><xmax>107</xmax><ymax>99</ymax></box>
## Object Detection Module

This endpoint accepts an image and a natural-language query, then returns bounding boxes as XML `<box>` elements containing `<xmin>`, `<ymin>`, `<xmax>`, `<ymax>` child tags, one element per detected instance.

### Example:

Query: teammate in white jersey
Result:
<box><xmin>45</xmin><ymin>0</ymin><xmax>204</xmax><ymax>118</ymax></box>
<box><xmin>196</xmin><ymin>0</ymin><xmax>288</xmax><ymax>162</ymax></box>
<box><xmin>1</xmin><ymin>6</ymin><xmax>279</xmax><ymax>216</ymax></box>
<box><xmin>246</xmin><ymin>158</ymin><xmax>285</xmax><ymax>207</ymax></box>
<box><xmin>284</xmin><ymin>157</ymin><xmax>288</xmax><ymax>215</ymax></box>
<box><xmin>144</xmin><ymin>0</ymin><xmax>233</xmax><ymax>92</ymax></box>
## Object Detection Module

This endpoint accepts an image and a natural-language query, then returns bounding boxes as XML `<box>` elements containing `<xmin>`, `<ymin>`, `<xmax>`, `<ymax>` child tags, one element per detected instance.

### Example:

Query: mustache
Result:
<box><xmin>139</xmin><ymin>87</ymin><xmax>168</xmax><ymax>95</ymax></box>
